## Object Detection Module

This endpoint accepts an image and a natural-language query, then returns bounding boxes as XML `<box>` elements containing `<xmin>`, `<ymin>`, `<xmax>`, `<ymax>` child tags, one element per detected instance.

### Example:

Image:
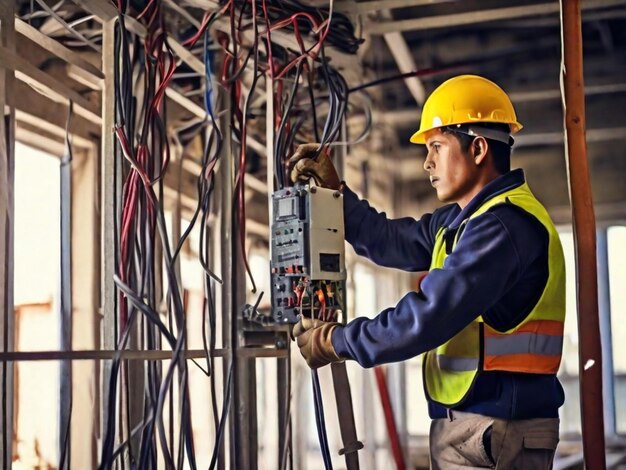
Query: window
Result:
<box><xmin>13</xmin><ymin>142</ymin><xmax>61</xmax><ymax>467</ymax></box>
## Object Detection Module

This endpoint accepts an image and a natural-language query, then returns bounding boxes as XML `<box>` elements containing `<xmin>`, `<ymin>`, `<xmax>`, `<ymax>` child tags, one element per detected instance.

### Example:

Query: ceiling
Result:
<box><xmin>12</xmin><ymin>0</ymin><xmax>626</xmax><ymax>224</ymax></box>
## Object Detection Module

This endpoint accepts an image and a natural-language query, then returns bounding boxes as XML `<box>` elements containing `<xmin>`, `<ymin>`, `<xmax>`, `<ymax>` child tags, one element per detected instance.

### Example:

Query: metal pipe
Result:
<box><xmin>59</xmin><ymin>104</ymin><xmax>73</xmax><ymax>470</ymax></box>
<box><xmin>559</xmin><ymin>1</ymin><xmax>606</xmax><ymax>468</ymax></box>
<box><xmin>596</xmin><ymin>228</ymin><xmax>616</xmax><ymax>436</ymax></box>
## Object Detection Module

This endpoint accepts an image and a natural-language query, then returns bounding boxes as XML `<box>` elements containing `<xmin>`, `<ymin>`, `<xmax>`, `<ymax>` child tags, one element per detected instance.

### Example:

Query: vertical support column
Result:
<box><xmin>71</xmin><ymin>146</ymin><xmax>99</xmax><ymax>468</ymax></box>
<box><xmin>0</xmin><ymin>3</ymin><xmax>15</xmax><ymax>468</ymax></box>
<box><xmin>100</xmin><ymin>17</ymin><xmax>118</xmax><ymax>455</ymax></box>
<box><xmin>266</xmin><ymin>73</ymin><xmax>291</xmax><ymax>470</ymax></box>
<box><xmin>230</xmin><ymin>94</ymin><xmax>257</xmax><ymax>470</ymax></box>
<box><xmin>596</xmin><ymin>228</ymin><xmax>616</xmax><ymax>436</ymax></box>
<box><xmin>559</xmin><ymin>1</ymin><xmax>606</xmax><ymax>468</ymax></box>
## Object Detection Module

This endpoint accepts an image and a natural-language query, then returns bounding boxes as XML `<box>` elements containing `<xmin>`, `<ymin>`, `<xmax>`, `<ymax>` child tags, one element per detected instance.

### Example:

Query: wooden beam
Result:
<box><xmin>0</xmin><ymin>46</ymin><xmax>101</xmax><ymax>124</ymax></box>
<box><xmin>165</xmin><ymin>87</ymin><xmax>206</xmax><ymax>119</ymax></box>
<box><xmin>69</xmin><ymin>0</ymin><xmax>206</xmax><ymax>75</ymax></box>
<box><xmin>15</xmin><ymin>18</ymin><xmax>103</xmax><ymax>81</ymax></box>
<box><xmin>15</xmin><ymin>107</ymin><xmax>95</xmax><ymax>149</ymax></box>
<box><xmin>12</xmin><ymin>78</ymin><xmax>100</xmax><ymax>140</ymax></box>
<box><xmin>69</xmin><ymin>0</ymin><xmax>117</xmax><ymax>21</ymax></box>
<box><xmin>99</xmin><ymin>19</ymin><xmax>116</xmax><ymax>454</ymax></box>
<box><xmin>0</xmin><ymin>2</ymin><xmax>15</xmax><ymax>467</ymax></box>
<box><xmin>14</xmin><ymin>124</ymin><xmax>67</xmax><ymax>157</ymax></box>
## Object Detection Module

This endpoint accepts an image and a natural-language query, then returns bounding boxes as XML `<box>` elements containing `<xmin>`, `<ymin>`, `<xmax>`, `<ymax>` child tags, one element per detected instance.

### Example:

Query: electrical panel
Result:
<box><xmin>270</xmin><ymin>184</ymin><xmax>346</xmax><ymax>324</ymax></box>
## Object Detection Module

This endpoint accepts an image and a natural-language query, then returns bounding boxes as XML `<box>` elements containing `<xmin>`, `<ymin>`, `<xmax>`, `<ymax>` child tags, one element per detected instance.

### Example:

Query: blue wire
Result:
<box><xmin>203</xmin><ymin>30</ymin><xmax>215</xmax><ymax>121</ymax></box>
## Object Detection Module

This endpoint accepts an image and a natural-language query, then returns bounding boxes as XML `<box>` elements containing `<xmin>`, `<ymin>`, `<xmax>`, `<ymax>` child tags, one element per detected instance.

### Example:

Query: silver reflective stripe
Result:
<box><xmin>436</xmin><ymin>355</ymin><xmax>479</xmax><ymax>372</ymax></box>
<box><xmin>485</xmin><ymin>333</ymin><xmax>563</xmax><ymax>356</ymax></box>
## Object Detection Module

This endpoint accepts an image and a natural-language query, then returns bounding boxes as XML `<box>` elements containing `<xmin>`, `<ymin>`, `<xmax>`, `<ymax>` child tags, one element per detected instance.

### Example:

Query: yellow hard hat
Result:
<box><xmin>410</xmin><ymin>75</ymin><xmax>523</xmax><ymax>144</ymax></box>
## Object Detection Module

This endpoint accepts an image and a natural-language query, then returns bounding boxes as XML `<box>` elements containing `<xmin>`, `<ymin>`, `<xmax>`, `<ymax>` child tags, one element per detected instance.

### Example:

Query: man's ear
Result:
<box><xmin>472</xmin><ymin>137</ymin><xmax>489</xmax><ymax>166</ymax></box>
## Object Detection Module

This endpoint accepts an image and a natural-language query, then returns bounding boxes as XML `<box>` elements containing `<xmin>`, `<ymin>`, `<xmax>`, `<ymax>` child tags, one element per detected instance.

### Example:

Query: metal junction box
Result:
<box><xmin>270</xmin><ymin>184</ymin><xmax>346</xmax><ymax>324</ymax></box>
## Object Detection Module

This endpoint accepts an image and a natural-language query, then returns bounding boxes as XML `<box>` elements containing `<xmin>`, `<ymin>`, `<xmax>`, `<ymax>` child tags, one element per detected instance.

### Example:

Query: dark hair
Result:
<box><xmin>443</xmin><ymin>123</ymin><xmax>512</xmax><ymax>175</ymax></box>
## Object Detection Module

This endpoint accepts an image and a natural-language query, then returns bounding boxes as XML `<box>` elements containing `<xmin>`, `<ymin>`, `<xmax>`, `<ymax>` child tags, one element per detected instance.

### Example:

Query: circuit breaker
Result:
<box><xmin>270</xmin><ymin>183</ymin><xmax>346</xmax><ymax>324</ymax></box>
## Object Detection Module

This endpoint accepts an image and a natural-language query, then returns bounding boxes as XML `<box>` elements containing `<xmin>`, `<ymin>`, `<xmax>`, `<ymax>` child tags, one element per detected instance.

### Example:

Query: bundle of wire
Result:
<box><xmin>186</xmin><ymin>1</ymin><xmax>362</xmax><ymax>468</ymax></box>
<box><xmin>99</xmin><ymin>1</ymin><xmax>227</xmax><ymax>468</ymax></box>
<box><xmin>95</xmin><ymin>0</ymin><xmax>365</xmax><ymax>468</ymax></box>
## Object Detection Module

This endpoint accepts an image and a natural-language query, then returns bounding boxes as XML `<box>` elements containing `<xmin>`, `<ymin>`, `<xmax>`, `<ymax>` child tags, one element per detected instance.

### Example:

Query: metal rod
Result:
<box><xmin>596</xmin><ymin>228</ymin><xmax>616</xmax><ymax>436</ymax></box>
<box><xmin>59</xmin><ymin>103</ymin><xmax>73</xmax><ymax>470</ymax></box>
<box><xmin>559</xmin><ymin>1</ymin><xmax>606</xmax><ymax>468</ymax></box>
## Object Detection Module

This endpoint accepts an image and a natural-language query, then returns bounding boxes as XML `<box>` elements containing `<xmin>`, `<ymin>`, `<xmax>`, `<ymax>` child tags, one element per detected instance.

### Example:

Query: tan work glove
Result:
<box><xmin>292</xmin><ymin>317</ymin><xmax>343</xmax><ymax>369</ymax></box>
<box><xmin>287</xmin><ymin>143</ymin><xmax>341</xmax><ymax>190</ymax></box>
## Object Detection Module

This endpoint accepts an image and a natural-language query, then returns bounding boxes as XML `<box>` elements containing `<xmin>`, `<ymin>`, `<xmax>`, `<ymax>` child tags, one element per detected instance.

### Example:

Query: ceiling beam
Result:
<box><xmin>515</xmin><ymin>127</ymin><xmax>626</xmax><ymax>147</ymax></box>
<box><xmin>367</xmin><ymin>0</ymin><xmax>626</xmax><ymax>34</ymax></box>
<box><xmin>366</xmin><ymin>82</ymin><xmax>626</xmax><ymax>129</ymax></box>
<box><xmin>335</xmin><ymin>0</ymin><xmax>455</xmax><ymax>14</ymax></box>
<box><xmin>381</xmin><ymin>4</ymin><xmax>426</xmax><ymax>107</ymax></box>
<box><xmin>393</xmin><ymin>126</ymin><xmax>626</xmax><ymax>182</ymax></box>
<box><xmin>509</xmin><ymin>83</ymin><xmax>626</xmax><ymax>102</ymax></box>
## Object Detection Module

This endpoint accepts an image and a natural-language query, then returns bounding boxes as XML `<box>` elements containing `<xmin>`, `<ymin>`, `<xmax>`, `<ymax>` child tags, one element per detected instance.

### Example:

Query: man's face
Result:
<box><xmin>423</xmin><ymin>129</ymin><xmax>479</xmax><ymax>206</ymax></box>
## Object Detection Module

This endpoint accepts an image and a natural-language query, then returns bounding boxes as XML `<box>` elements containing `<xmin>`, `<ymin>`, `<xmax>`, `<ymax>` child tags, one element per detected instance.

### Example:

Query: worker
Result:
<box><xmin>289</xmin><ymin>75</ymin><xmax>565</xmax><ymax>469</ymax></box>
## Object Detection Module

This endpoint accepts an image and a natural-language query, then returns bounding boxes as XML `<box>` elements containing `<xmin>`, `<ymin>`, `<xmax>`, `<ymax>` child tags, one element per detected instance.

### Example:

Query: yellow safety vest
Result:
<box><xmin>423</xmin><ymin>182</ymin><xmax>566</xmax><ymax>407</ymax></box>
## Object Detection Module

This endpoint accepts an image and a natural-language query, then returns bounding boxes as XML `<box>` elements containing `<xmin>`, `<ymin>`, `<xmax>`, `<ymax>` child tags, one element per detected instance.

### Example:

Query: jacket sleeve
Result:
<box><xmin>332</xmin><ymin>207</ymin><xmax>546</xmax><ymax>368</ymax></box>
<box><xmin>343</xmin><ymin>185</ymin><xmax>447</xmax><ymax>271</ymax></box>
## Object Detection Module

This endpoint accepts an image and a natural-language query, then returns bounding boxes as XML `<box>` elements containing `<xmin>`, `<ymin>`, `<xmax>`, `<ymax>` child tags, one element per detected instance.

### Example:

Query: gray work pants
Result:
<box><xmin>429</xmin><ymin>410</ymin><xmax>559</xmax><ymax>469</ymax></box>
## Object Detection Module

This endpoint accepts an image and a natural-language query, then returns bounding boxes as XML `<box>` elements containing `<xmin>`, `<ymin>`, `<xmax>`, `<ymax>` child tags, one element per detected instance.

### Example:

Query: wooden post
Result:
<box><xmin>0</xmin><ymin>3</ymin><xmax>15</xmax><ymax>468</ymax></box>
<box><xmin>559</xmin><ymin>1</ymin><xmax>606</xmax><ymax>468</ymax></box>
<box><xmin>100</xmin><ymin>17</ymin><xmax>118</xmax><ymax>461</ymax></box>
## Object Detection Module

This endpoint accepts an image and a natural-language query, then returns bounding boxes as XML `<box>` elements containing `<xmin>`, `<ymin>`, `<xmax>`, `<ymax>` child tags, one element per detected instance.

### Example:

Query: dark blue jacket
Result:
<box><xmin>332</xmin><ymin>169</ymin><xmax>565</xmax><ymax>419</ymax></box>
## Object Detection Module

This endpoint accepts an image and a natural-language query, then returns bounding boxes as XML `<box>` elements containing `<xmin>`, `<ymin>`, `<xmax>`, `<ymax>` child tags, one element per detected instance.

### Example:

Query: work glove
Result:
<box><xmin>292</xmin><ymin>317</ymin><xmax>343</xmax><ymax>369</ymax></box>
<box><xmin>287</xmin><ymin>143</ymin><xmax>341</xmax><ymax>190</ymax></box>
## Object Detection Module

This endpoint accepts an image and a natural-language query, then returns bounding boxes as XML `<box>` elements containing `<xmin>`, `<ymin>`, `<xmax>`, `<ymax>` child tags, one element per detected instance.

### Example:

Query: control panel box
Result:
<box><xmin>270</xmin><ymin>184</ymin><xmax>346</xmax><ymax>324</ymax></box>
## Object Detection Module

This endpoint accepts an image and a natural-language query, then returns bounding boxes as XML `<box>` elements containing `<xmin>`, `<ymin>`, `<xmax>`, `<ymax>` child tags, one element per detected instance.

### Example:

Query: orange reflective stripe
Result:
<box><xmin>484</xmin><ymin>319</ymin><xmax>564</xmax><ymax>337</ymax></box>
<box><xmin>483</xmin><ymin>320</ymin><xmax>564</xmax><ymax>374</ymax></box>
<box><xmin>484</xmin><ymin>353</ymin><xmax>561</xmax><ymax>374</ymax></box>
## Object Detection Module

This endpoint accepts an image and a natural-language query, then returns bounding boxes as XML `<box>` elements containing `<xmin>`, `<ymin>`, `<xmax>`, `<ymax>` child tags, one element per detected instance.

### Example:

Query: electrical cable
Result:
<box><xmin>98</xmin><ymin>0</ymin><xmax>366</xmax><ymax>467</ymax></box>
<box><xmin>312</xmin><ymin>370</ymin><xmax>333</xmax><ymax>470</ymax></box>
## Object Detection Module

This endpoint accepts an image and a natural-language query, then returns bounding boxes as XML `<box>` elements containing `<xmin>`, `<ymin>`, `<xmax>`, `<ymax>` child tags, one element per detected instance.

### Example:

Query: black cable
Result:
<box><xmin>348</xmin><ymin>67</ymin><xmax>455</xmax><ymax>93</ymax></box>
<box><xmin>209</xmin><ymin>361</ymin><xmax>234</xmax><ymax>470</ymax></box>
<box><xmin>275</xmin><ymin>62</ymin><xmax>304</xmax><ymax>188</ymax></box>
<box><xmin>311</xmin><ymin>370</ymin><xmax>333</xmax><ymax>470</ymax></box>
